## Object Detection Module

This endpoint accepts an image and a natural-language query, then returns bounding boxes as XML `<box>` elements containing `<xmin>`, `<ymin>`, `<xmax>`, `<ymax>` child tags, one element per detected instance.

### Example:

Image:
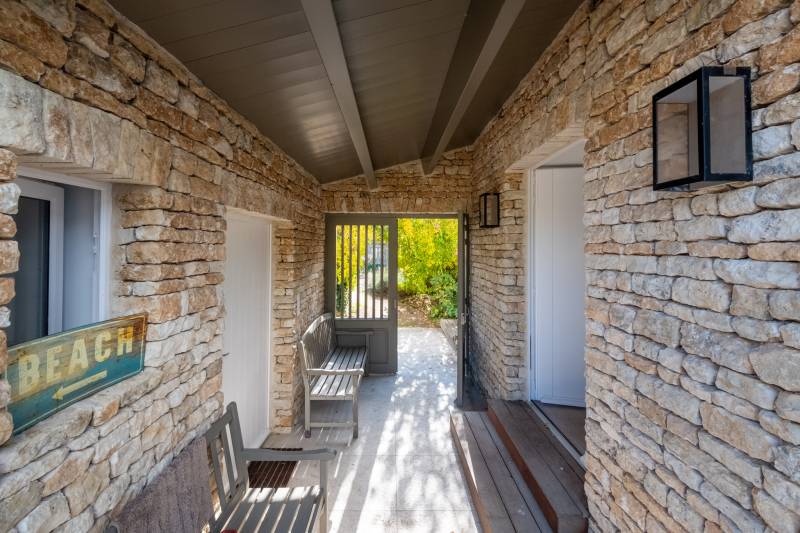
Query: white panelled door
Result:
<box><xmin>533</xmin><ymin>167</ymin><xmax>586</xmax><ymax>407</ymax></box>
<box><xmin>222</xmin><ymin>210</ymin><xmax>272</xmax><ymax>448</ymax></box>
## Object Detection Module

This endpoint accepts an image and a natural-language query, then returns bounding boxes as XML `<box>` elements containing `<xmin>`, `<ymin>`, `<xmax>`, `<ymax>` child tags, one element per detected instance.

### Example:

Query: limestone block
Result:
<box><xmin>759</xmin><ymin>410</ymin><xmax>800</xmax><ymax>444</ymax></box>
<box><xmin>675</xmin><ymin>216</ymin><xmax>729</xmax><ymax>241</ymax></box>
<box><xmin>92</xmin><ymin>473</ymin><xmax>129</xmax><ymax>517</ymax></box>
<box><xmin>64</xmin><ymin>43</ymin><xmax>136</xmax><ymax>101</ymax></box>
<box><xmin>776</xmin><ymin>391</ymin><xmax>800</xmax><ymax>423</ymax></box>
<box><xmin>54</xmin><ymin>509</ymin><xmax>94</xmax><ymax>533</ymax></box>
<box><xmin>683</xmin><ymin>355</ymin><xmax>718</xmax><ymax>385</ymax></box>
<box><xmin>0</xmin><ymin>1</ymin><xmax>68</xmax><ymax>67</ymax></box>
<box><xmin>73</xmin><ymin>7</ymin><xmax>109</xmax><ymax>58</ymax></box>
<box><xmin>633</xmin><ymin>309</ymin><xmax>681</xmax><ymax>347</ymax></box>
<box><xmin>0</xmin><ymin>69</ymin><xmax>45</xmax><ymax>154</ymax></box>
<box><xmin>754</xmin><ymin>489</ymin><xmax>800</xmax><ymax>533</ymax></box>
<box><xmin>774</xmin><ymin>445</ymin><xmax>800</xmax><ymax>482</ymax></box>
<box><xmin>0</xmin><ymin>480</ymin><xmax>42</xmax><ymax>532</ymax></box>
<box><xmin>750</xmin><ymin>343</ymin><xmax>800</xmax><ymax>391</ymax></box>
<box><xmin>764</xmin><ymin>467</ymin><xmax>800</xmax><ymax>515</ymax></box>
<box><xmin>717</xmin><ymin>187</ymin><xmax>758</xmax><ymax>216</ymax></box>
<box><xmin>715</xmin><ymin>258</ymin><xmax>800</xmax><ymax>289</ymax></box>
<box><xmin>700</xmin><ymin>403</ymin><xmax>778</xmax><ymax>461</ymax></box>
<box><xmin>717</xmin><ymin>9</ymin><xmax>792</xmax><ymax>63</ymax></box>
<box><xmin>671</xmin><ymin>277</ymin><xmax>731</xmax><ymax>313</ymax></box>
<box><xmin>17</xmin><ymin>492</ymin><xmax>70</xmax><ymax>532</ymax></box>
<box><xmin>109</xmin><ymin>34</ymin><xmax>145</xmax><ymax>83</ymax></box>
<box><xmin>756</xmin><ymin>177</ymin><xmax>800</xmax><ymax>208</ymax></box>
<box><xmin>0</xmin><ymin>403</ymin><xmax>91</xmax><ymax>474</ymax></box>
<box><xmin>715</xmin><ymin>367</ymin><xmax>779</xmax><ymax>409</ymax></box>
<box><xmin>680</xmin><ymin>322</ymin><xmax>755</xmax><ymax>374</ymax></box>
<box><xmin>0</xmin><ymin>447</ymin><xmax>66</xmax><ymax>500</ymax></box>
<box><xmin>143</xmin><ymin>61</ymin><xmax>179</xmax><ymax>104</ymax></box>
<box><xmin>754</xmin><ymin>152</ymin><xmax>800</xmax><ymax>184</ymax></box>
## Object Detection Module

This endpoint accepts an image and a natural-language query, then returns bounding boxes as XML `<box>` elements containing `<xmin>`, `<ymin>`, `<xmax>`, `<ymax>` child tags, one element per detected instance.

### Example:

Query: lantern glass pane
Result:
<box><xmin>655</xmin><ymin>80</ymin><xmax>699</xmax><ymax>186</ymax></box>
<box><xmin>486</xmin><ymin>194</ymin><xmax>498</xmax><ymax>226</ymax></box>
<box><xmin>709</xmin><ymin>76</ymin><xmax>747</xmax><ymax>175</ymax></box>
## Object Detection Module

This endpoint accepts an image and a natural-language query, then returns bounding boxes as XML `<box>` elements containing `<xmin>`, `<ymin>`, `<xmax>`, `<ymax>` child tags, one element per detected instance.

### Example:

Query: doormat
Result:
<box><xmin>247</xmin><ymin>448</ymin><xmax>302</xmax><ymax>488</ymax></box>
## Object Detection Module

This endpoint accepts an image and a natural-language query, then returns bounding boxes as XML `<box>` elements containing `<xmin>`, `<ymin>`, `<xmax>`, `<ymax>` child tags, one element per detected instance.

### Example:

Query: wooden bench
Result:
<box><xmin>106</xmin><ymin>402</ymin><xmax>336</xmax><ymax>533</ymax></box>
<box><xmin>299</xmin><ymin>312</ymin><xmax>370</xmax><ymax>438</ymax></box>
<box><xmin>206</xmin><ymin>402</ymin><xmax>337</xmax><ymax>533</ymax></box>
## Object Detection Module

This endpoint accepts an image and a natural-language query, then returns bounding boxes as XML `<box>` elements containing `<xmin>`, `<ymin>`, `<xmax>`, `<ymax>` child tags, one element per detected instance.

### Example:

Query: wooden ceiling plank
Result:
<box><xmin>421</xmin><ymin>0</ymin><xmax>525</xmax><ymax>174</ymax></box>
<box><xmin>300</xmin><ymin>0</ymin><xmax>377</xmax><ymax>189</ymax></box>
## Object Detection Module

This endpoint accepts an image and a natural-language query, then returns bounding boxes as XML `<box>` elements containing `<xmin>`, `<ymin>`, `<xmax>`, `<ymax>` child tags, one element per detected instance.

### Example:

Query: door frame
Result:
<box><xmin>528</xmin><ymin>165</ymin><xmax>586</xmax><ymax>406</ymax></box>
<box><xmin>325</xmin><ymin>212</ymin><xmax>466</xmax><ymax>403</ymax></box>
<box><xmin>222</xmin><ymin>207</ymin><xmax>273</xmax><ymax>447</ymax></box>
<box><xmin>526</xmin><ymin>138</ymin><xmax>587</xmax><ymax>405</ymax></box>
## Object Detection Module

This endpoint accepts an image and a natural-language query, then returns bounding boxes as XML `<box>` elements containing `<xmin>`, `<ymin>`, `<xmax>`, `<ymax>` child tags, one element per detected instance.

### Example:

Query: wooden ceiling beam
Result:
<box><xmin>421</xmin><ymin>0</ymin><xmax>525</xmax><ymax>174</ymax></box>
<box><xmin>300</xmin><ymin>0</ymin><xmax>377</xmax><ymax>189</ymax></box>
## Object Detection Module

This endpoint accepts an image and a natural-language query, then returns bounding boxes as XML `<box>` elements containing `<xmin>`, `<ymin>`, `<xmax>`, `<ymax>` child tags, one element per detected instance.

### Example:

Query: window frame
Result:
<box><xmin>17</xmin><ymin>167</ymin><xmax>113</xmax><ymax>326</ymax></box>
<box><xmin>15</xmin><ymin>177</ymin><xmax>64</xmax><ymax>336</ymax></box>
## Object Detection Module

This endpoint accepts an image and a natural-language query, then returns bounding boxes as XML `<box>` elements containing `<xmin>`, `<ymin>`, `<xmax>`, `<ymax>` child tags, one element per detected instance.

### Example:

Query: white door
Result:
<box><xmin>222</xmin><ymin>210</ymin><xmax>272</xmax><ymax>448</ymax></box>
<box><xmin>533</xmin><ymin>167</ymin><xmax>586</xmax><ymax>407</ymax></box>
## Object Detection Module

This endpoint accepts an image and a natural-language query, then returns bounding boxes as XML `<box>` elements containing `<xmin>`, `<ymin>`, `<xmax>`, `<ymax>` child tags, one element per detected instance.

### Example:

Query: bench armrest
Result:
<box><xmin>335</xmin><ymin>330</ymin><xmax>373</xmax><ymax>337</ymax></box>
<box><xmin>241</xmin><ymin>447</ymin><xmax>337</xmax><ymax>463</ymax></box>
<box><xmin>307</xmin><ymin>368</ymin><xmax>365</xmax><ymax>377</ymax></box>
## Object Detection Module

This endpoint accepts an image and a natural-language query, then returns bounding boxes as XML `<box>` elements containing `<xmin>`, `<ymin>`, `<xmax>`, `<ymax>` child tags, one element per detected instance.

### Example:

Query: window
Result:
<box><xmin>9</xmin><ymin>171</ymin><xmax>111</xmax><ymax>346</ymax></box>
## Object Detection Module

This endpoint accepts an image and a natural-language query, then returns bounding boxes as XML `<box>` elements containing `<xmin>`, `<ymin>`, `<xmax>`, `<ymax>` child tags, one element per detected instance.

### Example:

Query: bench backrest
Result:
<box><xmin>299</xmin><ymin>312</ymin><xmax>336</xmax><ymax>374</ymax></box>
<box><xmin>204</xmin><ymin>402</ymin><xmax>249</xmax><ymax>531</ymax></box>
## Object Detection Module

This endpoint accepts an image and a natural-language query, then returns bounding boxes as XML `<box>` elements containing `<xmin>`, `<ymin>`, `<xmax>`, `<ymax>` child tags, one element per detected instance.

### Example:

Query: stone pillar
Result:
<box><xmin>0</xmin><ymin>149</ymin><xmax>18</xmax><ymax>445</ymax></box>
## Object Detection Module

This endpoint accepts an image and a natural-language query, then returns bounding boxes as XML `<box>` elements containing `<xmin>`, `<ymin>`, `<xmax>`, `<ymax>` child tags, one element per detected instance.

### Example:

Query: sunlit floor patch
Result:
<box><xmin>265</xmin><ymin>327</ymin><xmax>480</xmax><ymax>533</ymax></box>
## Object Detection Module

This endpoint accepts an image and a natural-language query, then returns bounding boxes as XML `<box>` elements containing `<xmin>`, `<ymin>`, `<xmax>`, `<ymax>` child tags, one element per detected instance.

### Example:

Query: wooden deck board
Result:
<box><xmin>451</xmin><ymin>410</ymin><xmax>551</xmax><ymax>533</ymax></box>
<box><xmin>487</xmin><ymin>399</ymin><xmax>588</xmax><ymax>533</ymax></box>
<box><xmin>464</xmin><ymin>411</ymin><xmax>546</xmax><ymax>533</ymax></box>
<box><xmin>451</xmin><ymin>412</ymin><xmax>517</xmax><ymax>533</ymax></box>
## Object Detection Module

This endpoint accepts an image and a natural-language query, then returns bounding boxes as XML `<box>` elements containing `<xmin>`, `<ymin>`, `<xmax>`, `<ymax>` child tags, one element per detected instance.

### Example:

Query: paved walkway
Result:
<box><xmin>265</xmin><ymin>327</ymin><xmax>480</xmax><ymax>532</ymax></box>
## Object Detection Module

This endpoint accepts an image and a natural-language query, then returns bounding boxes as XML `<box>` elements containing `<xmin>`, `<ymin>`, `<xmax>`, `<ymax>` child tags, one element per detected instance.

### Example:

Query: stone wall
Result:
<box><xmin>469</xmin><ymin>0</ymin><xmax>800</xmax><ymax>530</ymax></box>
<box><xmin>0</xmin><ymin>1</ymin><xmax>324</xmax><ymax>531</ymax></box>
<box><xmin>321</xmin><ymin>147</ymin><xmax>472</xmax><ymax>214</ymax></box>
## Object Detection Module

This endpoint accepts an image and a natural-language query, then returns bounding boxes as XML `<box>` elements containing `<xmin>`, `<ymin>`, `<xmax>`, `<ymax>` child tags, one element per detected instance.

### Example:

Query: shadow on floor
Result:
<box><xmin>264</xmin><ymin>327</ymin><xmax>481</xmax><ymax>533</ymax></box>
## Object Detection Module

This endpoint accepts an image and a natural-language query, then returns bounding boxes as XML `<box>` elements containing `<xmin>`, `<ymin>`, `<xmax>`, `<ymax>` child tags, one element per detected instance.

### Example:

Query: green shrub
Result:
<box><xmin>397</xmin><ymin>218</ymin><xmax>458</xmax><ymax>319</ymax></box>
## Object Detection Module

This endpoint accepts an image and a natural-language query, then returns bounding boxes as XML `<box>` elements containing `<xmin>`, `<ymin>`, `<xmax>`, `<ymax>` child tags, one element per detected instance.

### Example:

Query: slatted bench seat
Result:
<box><xmin>300</xmin><ymin>313</ymin><xmax>371</xmax><ymax>438</ymax></box>
<box><xmin>206</xmin><ymin>402</ymin><xmax>337</xmax><ymax>533</ymax></box>
<box><xmin>106</xmin><ymin>402</ymin><xmax>336</xmax><ymax>533</ymax></box>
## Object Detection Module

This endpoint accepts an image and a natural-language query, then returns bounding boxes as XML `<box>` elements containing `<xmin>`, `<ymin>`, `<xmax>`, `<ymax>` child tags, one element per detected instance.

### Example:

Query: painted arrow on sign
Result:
<box><xmin>52</xmin><ymin>370</ymin><xmax>108</xmax><ymax>401</ymax></box>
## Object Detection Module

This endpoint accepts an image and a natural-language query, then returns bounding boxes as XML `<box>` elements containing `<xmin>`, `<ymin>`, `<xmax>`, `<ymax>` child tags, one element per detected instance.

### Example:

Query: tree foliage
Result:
<box><xmin>398</xmin><ymin>218</ymin><xmax>458</xmax><ymax>318</ymax></box>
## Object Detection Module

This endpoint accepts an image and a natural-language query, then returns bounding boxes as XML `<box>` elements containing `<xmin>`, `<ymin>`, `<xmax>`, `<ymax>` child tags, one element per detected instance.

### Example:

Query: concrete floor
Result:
<box><xmin>265</xmin><ymin>327</ymin><xmax>480</xmax><ymax>533</ymax></box>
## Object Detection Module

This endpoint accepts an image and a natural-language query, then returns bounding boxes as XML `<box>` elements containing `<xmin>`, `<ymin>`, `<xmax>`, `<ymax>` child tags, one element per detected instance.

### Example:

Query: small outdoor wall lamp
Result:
<box><xmin>653</xmin><ymin>66</ymin><xmax>753</xmax><ymax>191</ymax></box>
<box><xmin>479</xmin><ymin>192</ymin><xmax>500</xmax><ymax>227</ymax></box>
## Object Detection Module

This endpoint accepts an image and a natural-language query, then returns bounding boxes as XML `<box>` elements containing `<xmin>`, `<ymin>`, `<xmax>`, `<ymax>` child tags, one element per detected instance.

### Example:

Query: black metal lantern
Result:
<box><xmin>653</xmin><ymin>66</ymin><xmax>752</xmax><ymax>191</ymax></box>
<box><xmin>479</xmin><ymin>192</ymin><xmax>500</xmax><ymax>227</ymax></box>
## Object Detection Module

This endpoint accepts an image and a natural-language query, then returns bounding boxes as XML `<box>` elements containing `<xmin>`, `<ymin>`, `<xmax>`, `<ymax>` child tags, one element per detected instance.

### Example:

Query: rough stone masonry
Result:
<box><xmin>467</xmin><ymin>0</ymin><xmax>800</xmax><ymax>531</ymax></box>
<box><xmin>0</xmin><ymin>0</ymin><xmax>325</xmax><ymax>530</ymax></box>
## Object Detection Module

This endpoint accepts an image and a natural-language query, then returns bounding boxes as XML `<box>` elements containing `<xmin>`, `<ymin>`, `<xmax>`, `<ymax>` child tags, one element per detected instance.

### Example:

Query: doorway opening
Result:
<box><xmin>325</xmin><ymin>213</ymin><xmax>467</xmax><ymax>405</ymax></box>
<box><xmin>396</xmin><ymin>217</ymin><xmax>459</xmax><ymax>331</ymax></box>
<box><xmin>222</xmin><ymin>209</ymin><xmax>272</xmax><ymax>448</ymax></box>
<box><xmin>528</xmin><ymin>139</ymin><xmax>587</xmax><ymax>459</ymax></box>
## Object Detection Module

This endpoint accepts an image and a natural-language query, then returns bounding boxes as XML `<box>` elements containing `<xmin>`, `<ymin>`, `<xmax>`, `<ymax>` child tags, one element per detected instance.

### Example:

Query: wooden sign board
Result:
<box><xmin>7</xmin><ymin>314</ymin><xmax>147</xmax><ymax>435</ymax></box>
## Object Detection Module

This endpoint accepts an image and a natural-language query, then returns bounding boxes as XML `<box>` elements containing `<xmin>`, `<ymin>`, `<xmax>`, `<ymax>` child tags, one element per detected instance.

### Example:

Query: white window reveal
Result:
<box><xmin>9</xmin><ymin>170</ymin><xmax>112</xmax><ymax>347</ymax></box>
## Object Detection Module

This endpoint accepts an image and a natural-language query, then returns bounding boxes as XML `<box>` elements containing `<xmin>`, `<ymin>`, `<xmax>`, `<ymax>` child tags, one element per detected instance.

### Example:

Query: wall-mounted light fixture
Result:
<box><xmin>479</xmin><ymin>192</ymin><xmax>500</xmax><ymax>228</ymax></box>
<box><xmin>653</xmin><ymin>66</ymin><xmax>752</xmax><ymax>191</ymax></box>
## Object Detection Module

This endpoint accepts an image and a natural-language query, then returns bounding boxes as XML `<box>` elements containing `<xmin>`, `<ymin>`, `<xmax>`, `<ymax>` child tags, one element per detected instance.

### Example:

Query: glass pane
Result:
<box><xmin>656</xmin><ymin>80</ymin><xmax>699</xmax><ymax>185</ymax></box>
<box><xmin>709</xmin><ymin>76</ymin><xmax>747</xmax><ymax>175</ymax></box>
<box><xmin>8</xmin><ymin>197</ymin><xmax>50</xmax><ymax>346</ymax></box>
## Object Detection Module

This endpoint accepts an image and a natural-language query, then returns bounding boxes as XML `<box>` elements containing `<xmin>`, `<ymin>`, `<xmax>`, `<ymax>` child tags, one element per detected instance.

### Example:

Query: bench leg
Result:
<box><xmin>352</xmin><ymin>394</ymin><xmax>359</xmax><ymax>439</ymax></box>
<box><xmin>304</xmin><ymin>392</ymin><xmax>311</xmax><ymax>439</ymax></box>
